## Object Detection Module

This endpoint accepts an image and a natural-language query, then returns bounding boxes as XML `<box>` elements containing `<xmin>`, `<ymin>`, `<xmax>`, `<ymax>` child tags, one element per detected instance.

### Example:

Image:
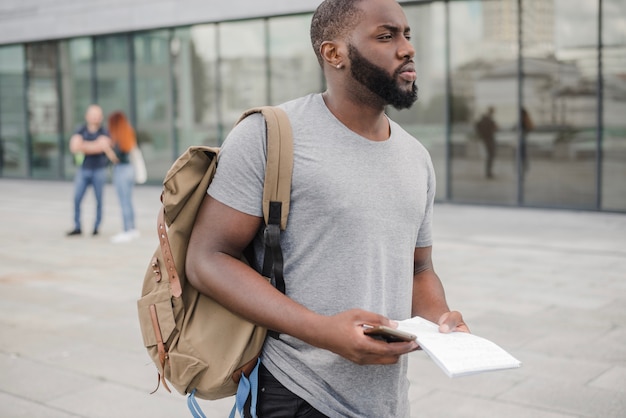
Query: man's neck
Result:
<box><xmin>321</xmin><ymin>91</ymin><xmax>389</xmax><ymax>142</ymax></box>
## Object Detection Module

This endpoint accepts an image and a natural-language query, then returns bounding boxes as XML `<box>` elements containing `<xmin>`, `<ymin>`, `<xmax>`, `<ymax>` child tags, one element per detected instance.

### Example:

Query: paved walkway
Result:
<box><xmin>1</xmin><ymin>178</ymin><xmax>625</xmax><ymax>418</ymax></box>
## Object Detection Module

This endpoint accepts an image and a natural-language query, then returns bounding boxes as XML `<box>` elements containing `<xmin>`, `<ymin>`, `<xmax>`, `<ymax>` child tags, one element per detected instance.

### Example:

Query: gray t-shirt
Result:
<box><xmin>209</xmin><ymin>93</ymin><xmax>435</xmax><ymax>418</ymax></box>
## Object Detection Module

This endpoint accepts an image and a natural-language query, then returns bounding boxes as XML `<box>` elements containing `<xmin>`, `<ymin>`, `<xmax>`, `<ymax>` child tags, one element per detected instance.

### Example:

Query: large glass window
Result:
<box><xmin>134</xmin><ymin>30</ymin><xmax>175</xmax><ymax>181</ymax></box>
<box><xmin>59</xmin><ymin>38</ymin><xmax>93</xmax><ymax>180</ymax></box>
<box><xmin>521</xmin><ymin>0</ymin><xmax>598</xmax><ymax>209</ymax></box>
<box><xmin>601</xmin><ymin>0</ymin><xmax>626</xmax><ymax>211</ymax></box>
<box><xmin>219</xmin><ymin>20</ymin><xmax>268</xmax><ymax>132</ymax></box>
<box><xmin>172</xmin><ymin>25</ymin><xmax>220</xmax><ymax>150</ymax></box>
<box><xmin>0</xmin><ymin>1</ymin><xmax>623</xmax><ymax>214</ymax></box>
<box><xmin>0</xmin><ymin>45</ymin><xmax>28</xmax><ymax>178</ymax></box>
<box><xmin>388</xmin><ymin>3</ymin><xmax>448</xmax><ymax>201</ymax></box>
<box><xmin>449</xmin><ymin>0</ymin><xmax>518</xmax><ymax>205</ymax></box>
<box><xmin>26</xmin><ymin>42</ymin><xmax>62</xmax><ymax>179</ymax></box>
<box><xmin>268</xmin><ymin>15</ymin><xmax>321</xmax><ymax>105</ymax></box>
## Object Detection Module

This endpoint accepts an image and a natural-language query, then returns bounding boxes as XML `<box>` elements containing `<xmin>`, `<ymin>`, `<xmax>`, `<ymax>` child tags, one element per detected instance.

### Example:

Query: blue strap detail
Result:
<box><xmin>187</xmin><ymin>389</ymin><xmax>207</xmax><ymax>418</ymax></box>
<box><xmin>230</xmin><ymin>358</ymin><xmax>261</xmax><ymax>418</ymax></box>
<box><xmin>249</xmin><ymin>360</ymin><xmax>260</xmax><ymax>418</ymax></box>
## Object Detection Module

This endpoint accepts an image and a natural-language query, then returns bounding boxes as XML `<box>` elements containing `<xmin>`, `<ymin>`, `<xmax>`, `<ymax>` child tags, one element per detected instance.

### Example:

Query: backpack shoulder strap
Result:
<box><xmin>237</xmin><ymin>106</ymin><xmax>293</xmax><ymax>305</ymax></box>
<box><xmin>237</xmin><ymin>106</ymin><xmax>293</xmax><ymax>231</ymax></box>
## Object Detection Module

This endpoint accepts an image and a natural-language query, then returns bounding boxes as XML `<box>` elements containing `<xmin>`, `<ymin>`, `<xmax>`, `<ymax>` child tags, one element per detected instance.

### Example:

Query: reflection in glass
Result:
<box><xmin>601</xmin><ymin>0</ymin><xmax>626</xmax><ymax>211</ymax></box>
<box><xmin>59</xmin><ymin>38</ymin><xmax>93</xmax><ymax>180</ymax></box>
<box><xmin>172</xmin><ymin>25</ymin><xmax>219</xmax><ymax>150</ymax></box>
<box><xmin>387</xmin><ymin>3</ymin><xmax>447</xmax><ymax>201</ymax></box>
<box><xmin>95</xmin><ymin>35</ymin><xmax>131</xmax><ymax>117</ymax></box>
<box><xmin>449</xmin><ymin>0</ymin><xmax>517</xmax><ymax>205</ymax></box>
<box><xmin>0</xmin><ymin>45</ymin><xmax>28</xmax><ymax>178</ymax></box>
<box><xmin>26</xmin><ymin>42</ymin><xmax>62</xmax><ymax>179</ymax></box>
<box><xmin>268</xmin><ymin>15</ymin><xmax>321</xmax><ymax>105</ymax></box>
<box><xmin>219</xmin><ymin>20</ymin><xmax>267</xmax><ymax>131</ymax></box>
<box><xmin>522</xmin><ymin>0</ymin><xmax>597</xmax><ymax>209</ymax></box>
<box><xmin>134</xmin><ymin>30</ymin><xmax>174</xmax><ymax>181</ymax></box>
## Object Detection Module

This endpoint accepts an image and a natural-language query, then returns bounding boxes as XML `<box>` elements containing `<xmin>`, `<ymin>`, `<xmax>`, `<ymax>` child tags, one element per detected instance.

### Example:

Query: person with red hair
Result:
<box><xmin>108</xmin><ymin>111</ymin><xmax>140</xmax><ymax>243</ymax></box>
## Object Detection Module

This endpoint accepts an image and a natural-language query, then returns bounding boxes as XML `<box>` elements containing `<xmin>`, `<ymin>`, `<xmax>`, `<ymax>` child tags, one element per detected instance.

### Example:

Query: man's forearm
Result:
<box><xmin>186</xmin><ymin>251</ymin><xmax>322</xmax><ymax>342</ymax></box>
<box><xmin>70</xmin><ymin>135</ymin><xmax>108</xmax><ymax>155</ymax></box>
<box><xmin>411</xmin><ymin>270</ymin><xmax>450</xmax><ymax>322</ymax></box>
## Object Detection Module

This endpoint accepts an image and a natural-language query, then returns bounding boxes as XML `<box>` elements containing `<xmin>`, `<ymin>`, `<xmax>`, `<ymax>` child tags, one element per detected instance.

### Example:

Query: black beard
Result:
<box><xmin>348</xmin><ymin>44</ymin><xmax>418</xmax><ymax>110</ymax></box>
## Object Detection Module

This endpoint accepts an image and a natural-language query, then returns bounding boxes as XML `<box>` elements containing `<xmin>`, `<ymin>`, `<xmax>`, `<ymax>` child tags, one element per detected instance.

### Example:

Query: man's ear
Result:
<box><xmin>320</xmin><ymin>40</ymin><xmax>346</xmax><ymax>69</ymax></box>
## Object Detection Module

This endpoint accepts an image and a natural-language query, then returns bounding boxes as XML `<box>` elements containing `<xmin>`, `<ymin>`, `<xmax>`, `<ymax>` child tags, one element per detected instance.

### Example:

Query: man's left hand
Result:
<box><xmin>437</xmin><ymin>311</ymin><xmax>470</xmax><ymax>334</ymax></box>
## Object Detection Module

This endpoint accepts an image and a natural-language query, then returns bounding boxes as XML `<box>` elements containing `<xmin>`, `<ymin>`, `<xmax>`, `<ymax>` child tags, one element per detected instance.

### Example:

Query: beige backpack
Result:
<box><xmin>136</xmin><ymin>107</ymin><xmax>293</xmax><ymax>403</ymax></box>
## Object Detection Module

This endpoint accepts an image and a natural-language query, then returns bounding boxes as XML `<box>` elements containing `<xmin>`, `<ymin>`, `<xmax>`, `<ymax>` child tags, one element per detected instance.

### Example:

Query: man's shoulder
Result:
<box><xmin>278</xmin><ymin>93</ymin><xmax>321</xmax><ymax>117</ymax></box>
<box><xmin>232</xmin><ymin>94</ymin><xmax>318</xmax><ymax>133</ymax></box>
<box><xmin>388</xmin><ymin>118</ymin><xmax>421</xmax><ymax>143</ymax></box>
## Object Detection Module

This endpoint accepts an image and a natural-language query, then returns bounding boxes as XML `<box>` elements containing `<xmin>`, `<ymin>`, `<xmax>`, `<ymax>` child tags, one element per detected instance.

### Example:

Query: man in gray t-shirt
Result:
<box><xmin>187</xmin><ymin>0</ymin><xmax>469</xmax><ymax>417</ymax></box>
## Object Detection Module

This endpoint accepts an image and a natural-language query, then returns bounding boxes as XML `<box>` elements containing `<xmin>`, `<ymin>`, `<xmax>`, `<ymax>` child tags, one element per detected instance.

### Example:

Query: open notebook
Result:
<box><xmin>397</xmin><ymin>316</ymin><xmax>521</xmax><ymax>378</ymax></box>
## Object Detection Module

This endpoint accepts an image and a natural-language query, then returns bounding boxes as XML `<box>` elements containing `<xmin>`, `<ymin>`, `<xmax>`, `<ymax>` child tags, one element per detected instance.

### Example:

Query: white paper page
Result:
<box><xmin>397</xmin><ymin>316</ymin><xmax>521</xmax><ymax>377</ymax></box>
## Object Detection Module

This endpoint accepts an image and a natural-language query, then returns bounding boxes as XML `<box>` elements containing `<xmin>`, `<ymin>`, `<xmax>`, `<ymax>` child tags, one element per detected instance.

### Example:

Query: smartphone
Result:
<box><xmin>363</xmin><ymin>324</ymin><xmax>417</xmax><ymax>343</ymax></box>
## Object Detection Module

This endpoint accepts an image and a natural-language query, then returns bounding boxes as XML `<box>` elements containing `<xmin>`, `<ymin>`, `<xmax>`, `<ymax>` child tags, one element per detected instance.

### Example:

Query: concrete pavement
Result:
<box><xmin>1</xmin><ymin>178</ymin><xmax>625</xmax><ymax>417</ymax></box>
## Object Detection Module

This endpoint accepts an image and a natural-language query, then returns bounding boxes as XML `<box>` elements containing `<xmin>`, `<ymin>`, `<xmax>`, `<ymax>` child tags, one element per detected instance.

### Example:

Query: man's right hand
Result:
<box><xmin>303</xmin><ymin>309</ymin><xmax>419</xmax><ymax>365</ymax></box>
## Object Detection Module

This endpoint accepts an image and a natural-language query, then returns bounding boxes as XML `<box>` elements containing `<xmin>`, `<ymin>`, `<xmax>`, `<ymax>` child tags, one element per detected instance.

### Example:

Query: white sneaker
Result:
<box><xmin>128</xmin><ymin>229</ymin><xmax>141</xmax><ymax>239</ymax></box>
<box><xmin>111</xmin><ymin>231</ymin><xmax>134</xmax><ymax>244</ymax></box>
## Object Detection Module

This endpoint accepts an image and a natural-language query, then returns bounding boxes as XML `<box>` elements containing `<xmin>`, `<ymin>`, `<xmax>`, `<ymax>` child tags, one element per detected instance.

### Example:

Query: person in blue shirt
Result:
<box><xmin>67</xmin><ymin>104</ymin><xmax>116</xmax><ymax>236</ymax></box>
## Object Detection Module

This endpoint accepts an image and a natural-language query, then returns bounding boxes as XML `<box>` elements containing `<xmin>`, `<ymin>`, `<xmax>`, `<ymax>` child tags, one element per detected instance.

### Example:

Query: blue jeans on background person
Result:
<box><xmin>72</xmin><ymin>166</ymin><xmax>107</xmax><ymax>233</ymax></box>
<box><xmin>113</xmin><ymin>162</ymin><xmax>135</xmax><ymax>232</ymax></box>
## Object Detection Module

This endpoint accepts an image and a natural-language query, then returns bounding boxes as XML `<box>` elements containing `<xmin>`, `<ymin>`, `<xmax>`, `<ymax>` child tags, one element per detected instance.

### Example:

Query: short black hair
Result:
<box><xmin>310</xmin><ymin>0</ymin><xmax>365</xmax><ymax>67</ymax></box>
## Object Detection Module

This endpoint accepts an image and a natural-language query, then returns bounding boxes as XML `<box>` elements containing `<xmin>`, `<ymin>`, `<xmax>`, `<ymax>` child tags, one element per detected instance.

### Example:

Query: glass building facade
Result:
<box><xmin>0</xmin><ymin>0</ymin><xmax>624</xmax><ymax>212</ymax></box>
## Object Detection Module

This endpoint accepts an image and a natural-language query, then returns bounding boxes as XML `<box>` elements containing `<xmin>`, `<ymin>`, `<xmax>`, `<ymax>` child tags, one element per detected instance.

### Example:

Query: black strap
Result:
<box><xmin>262</xmin><ymin>202</ymin><xmax>285</xmax><ymax>291</ymax></box>
<box><xmin>263</xmin><ymin>224</ymin><xmax>285</xmax><ymax>293</ymax></box>
<box><xmin>263</xmin><ymin>201</ymin><xmax>285</xmax><ymax>340</ymax></box>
